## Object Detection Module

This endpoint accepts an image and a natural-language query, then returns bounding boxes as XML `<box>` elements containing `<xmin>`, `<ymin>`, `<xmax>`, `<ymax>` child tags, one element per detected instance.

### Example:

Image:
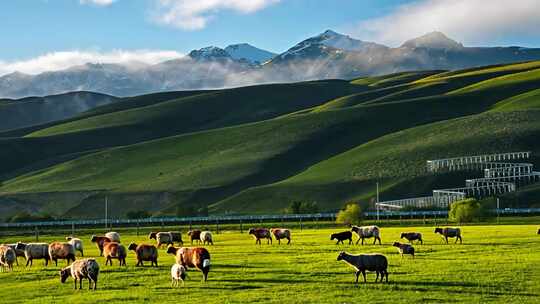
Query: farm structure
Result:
<box><xmin>377</xmin><ymin>152</ymin><xmax>540</xmax><ymax>210</ymax></box>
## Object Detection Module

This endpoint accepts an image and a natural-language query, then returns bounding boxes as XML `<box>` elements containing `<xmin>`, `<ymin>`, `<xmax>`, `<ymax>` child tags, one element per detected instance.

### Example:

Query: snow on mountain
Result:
<box><xmin>188</xmin><ymin>46</ymin><xmax>232</xmax><ymax>61</ymax></box>
<box><xmin>3</xmin><ymin>30</ymin><xmax>540</xmax><ymax>99</ymax></box>
<box><xmin>224</xmin><ymin>43</ymin><xmax>276</xmax><ymax>64</ymax></box>
<box><xmin>273</xmin><ymin>30</ymin><xmax>386</xmax><ymax>62</ymax></box>
<box><xmin>401</xmin><ymin>31</ymin><xmax>464</xmax><ymax>49</ymax></box>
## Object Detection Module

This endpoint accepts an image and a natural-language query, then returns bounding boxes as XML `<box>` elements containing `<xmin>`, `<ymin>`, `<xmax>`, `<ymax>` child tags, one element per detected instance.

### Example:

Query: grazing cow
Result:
<box><xmin>248</xmin><ymin>228</ymin><xmax>272</xmax><ymax>245</ymax></box>
<box><xmin>435</xmin><ymin>227</ymin><xmax>462</xmax><ymax>244</ymax></box>
<box><xmin>60</xmin><ymin>259</ymin><xmax>100</xmax><ymax>290</ymax></box>
<box><xmin>171</xmin><ymin>264</ymin><xmax>187</xmax><ymax>287</ymax></box>
<box><xmin>128</xmin><ymin>243</ymin><xmax>158</xmax><ymax>267</ymax></box>
<box><xmin>48</xmin><ymin>242</ymin><xmax>76</xmax><ymax>266</ymax></box>
<box><xmin>400</xmin><ymin>232</ymin><xmax>423</xmax><ymax>244</ymax></box>
<box><xmin>393</xmin><ymin>242</ymin><xmax>415</xmax><ymax>258</ymax></box>
<box><xmin>271</xmin><ymin>228</ymin><xmax>291</xmax><ymax>245</ymax></box>
<box><xmin>149</xmin><ymin>232</ymin><xmax>183</xmax><ymax>247</ymax></box>
<box><xmin>200</xmin><ymin>231</ymin><xmax>214</xmax><ymax>245</ymax></box>
<box><xmin>537</xmin><ymin>228</ymin><xmax>540</xmax><ymax>235</ymax></box>
<box><xmin>5</xmin><ymin>243</ymin><xmax>25</xmax><ymax>266</ymax></box>
<box><xmin>337</xmin><ymin>251</ymin><xmax>388</xmax><ymax>283</ymax></box>
<box><xmin>330</xmin><ymin>231</ymin><xmax>353</xmax><ymax>245</ymax></box>
<box><xmin>167</xmin><ymin>246</ymin><xmax>211</xmax><ymax>282</ymax></box>
<box><xmin>105</xmin><ymin>232</ymin><xmax>121</xmax><ymax>243</ymax></box>
<box><xmin>90</xmin><ymin>236</ymin><xmax>112</xmax><ymax>256</ymax></box>
<box><xmin>188</xmin><ymin>230</ymin><xmax>202</xmax><ymax>244</ymax></box>
<box><xmin>16</xmin><ymin>242</ymin><xmax>49</xmax><ymax>267</ymax></box>
<box><xmin>65</xmin><ymin>237</ymin><xmax>84</xmax><ymax>257</ymax></box>
<box><xmin>0</xmin><ymin>245</ymin><xmax>16</xmax><ymax>272</ymax></box>
<box><xmin>351</xmin><ymin>226</ymin><xmax>381</xmax><ymax>245</ymax></box>
<box><xmin>103</xmin><ymin>242</ymin><xmax>127</xmax><ymax>266</ymax></box>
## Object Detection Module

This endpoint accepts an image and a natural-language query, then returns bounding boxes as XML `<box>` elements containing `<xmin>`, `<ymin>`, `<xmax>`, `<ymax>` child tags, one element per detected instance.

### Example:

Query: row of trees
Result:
<box><xmin>334</xmin><ymin>197</ymin><xmax>496</xmax><ymax>225</ymax></box>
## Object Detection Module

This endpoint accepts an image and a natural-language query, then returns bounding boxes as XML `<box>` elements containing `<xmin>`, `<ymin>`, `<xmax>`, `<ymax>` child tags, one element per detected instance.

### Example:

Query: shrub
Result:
<box><xmin>336</xmin><ymin>203</ymin><xmax>362</xmax><ymax>225</ymax></box>
<box><xmin>449</xmin><ymin>198</ymin><xmax>483</xmax><ymax>223</ymax></box>
<box><xmin>285</xmin><ymin>201</ymin><xmax>319</xmax><ymax>214</ymax></box>
<box><xmin>126</xmin><ymin>210</ymin><xmax>151</xmax><ymax>219</ymax></box>
<box><xmin>7</xmin><ymin>211</ymin><xmax>55</xmax><ymax>223</ymax></box>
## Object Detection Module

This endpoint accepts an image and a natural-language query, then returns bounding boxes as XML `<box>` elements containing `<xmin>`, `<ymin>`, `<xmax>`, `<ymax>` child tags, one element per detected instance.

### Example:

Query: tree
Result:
<box><xmin>336</xmin><ymin>203</ymin><xmax>362</xmax><ymax>225</ymax></box>
<box><xmin>126</xmin><ymin>210</ymin><xmax>151</xmax><ymax>219</ymax></box>
<box><xmin>449</xmin><ymin>198</ymin><xmax>482</xmax><ymax>223</ymax></box>
<box><xmin>285</xmin><ymin>201</ymin><xmax>319</xmax><ymax>214</ymax></box>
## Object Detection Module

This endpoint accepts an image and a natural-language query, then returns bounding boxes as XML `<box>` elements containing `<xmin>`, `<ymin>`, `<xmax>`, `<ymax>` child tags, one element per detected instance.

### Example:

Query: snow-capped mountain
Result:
<box><xmin>271</xmin><ymin>29</ymin><xmax>387</xmax><ymax>63</ymax></box>
<box><xmin>2</xmin><ymin>30</ymin><xmax>540</xmax><ymax>99</ymax></box>
<box><xmin>401</xmin><ymin>31</ymin><xmax>464</xmax><ymax>50</ymax></box>
<box><xmin>224</xmin><ymin>43</ymin><xmax>276</xmax><ymax>64</ymax></box>
<box><xmin>188</xmin><ymin>46</ymin><xmax>233</xmax><ymax>61</ymax></box>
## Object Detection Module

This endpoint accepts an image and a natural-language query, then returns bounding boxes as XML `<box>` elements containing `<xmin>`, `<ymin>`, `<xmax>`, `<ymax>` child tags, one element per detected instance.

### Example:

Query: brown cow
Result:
<box><xmin>48</xmin><ymin>242</ymin><xmax>76</xmax><ymax>266</ymax></box>
<box><xmin>435</xmin><ymin>227</ymin><xmax>462</xmax><ymax>244</ymax></box>
<box><xmin>400</xmin><ymin>232</ymin><xmax>423</xmax><ymax>244</ymax></box>
<box><xmin>90</xmin><ymin>236</ymin><xmax>112</xmax><ymax>256</ymax></box>
<box><xmin>167</xmin><ymin>246</ymin><xmax>211</xmax><ymax>282</ymax></box>
<box><xmin>188</xmin><ymin>230</ymin><xmax>202</xmax><ymax>244</ymax></box>
<box><xmin>393</xmin><ymin>242</ymin><xmax>415</xmax><ymax>258</ymax></box>
<box><xmin>103</xmin><ymin>242</ymin><xmax>126</xmax><ymax>266</ymax></box>
<box><xmin>128</xmin><ymin>243</ymin><xmax>158</xmax><ymax>267</ymax></box>
<box><xmin>271</xmin><ymin>228</ymin><xmax>291</xmax><ymax>245</ymax></box>
<box><xmin>248</xmin><ymin>228</ymin><xmax>272</xmax><ymax>245</ymax></box>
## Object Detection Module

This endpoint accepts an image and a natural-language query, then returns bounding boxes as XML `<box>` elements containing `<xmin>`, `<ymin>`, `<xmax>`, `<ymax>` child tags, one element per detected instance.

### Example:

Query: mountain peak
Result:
<box><xmin>402</xmin><ymin>31</ymin><xmax>463</xmax><ymax>49</ymax></box>
<box><xmin>224</xmin><ymin>43</ymin><xmax>276</xmax><ymax>64</ymax></box>
<box><xmin>188</xmin><ymin>46</ymin><xmax>231</xmax><ymax>61</ymax></box>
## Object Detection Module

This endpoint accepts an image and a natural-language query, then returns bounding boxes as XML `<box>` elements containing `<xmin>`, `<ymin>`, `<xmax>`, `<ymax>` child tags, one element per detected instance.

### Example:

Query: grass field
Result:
<box><xmin>1</xmin><ymin>224</ymin><xmax>539</xmax><ymax>303</ymax></box>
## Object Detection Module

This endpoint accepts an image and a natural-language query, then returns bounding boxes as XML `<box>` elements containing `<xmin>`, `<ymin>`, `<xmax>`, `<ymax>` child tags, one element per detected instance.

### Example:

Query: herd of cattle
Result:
<box><xmin>0</xmin><ymin>226</ymin><xmax>537</xmax><ymax>289</ymax></box>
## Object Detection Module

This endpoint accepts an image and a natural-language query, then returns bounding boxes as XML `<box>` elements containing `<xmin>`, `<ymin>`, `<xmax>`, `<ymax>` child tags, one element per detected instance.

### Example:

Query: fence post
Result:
<box><xmin>189</xmin><ymin>220</ymin><xmax>192</xmax><ymax>232</ymax></box>
<box><xmin>240</xmin><ymin>219</ymin><xmax>243</xmax><ymax>234</ymax></box>
<box><xmin>300</xmin><ymin>217</ymin><xmax>303</xmax><ymax>231</ymax></box>
<box><xmin>216</xmin><ymin>219</ymin><xmax>220</xmax><ymax>234</ymax></box>
<box><xmin>137</xmin><ymin>220</ymin><xmax>140</xmax><ymax>236</ymax></box>
<box><xmin>71</xmin><ymin>222</ymin><xmax>75</xmax><ymax>236</ymax></box>
<box><xmin>35</xmin><ymin>226</ymin><xmax>39</xmax><ymax>242</ymax></box>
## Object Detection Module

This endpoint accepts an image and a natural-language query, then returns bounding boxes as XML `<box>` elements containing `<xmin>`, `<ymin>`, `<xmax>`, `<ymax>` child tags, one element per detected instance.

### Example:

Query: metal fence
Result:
<box><xmin>2</xmin><ymin>208</ymin><xmax>539</xmax><ymax>229</ymax></box>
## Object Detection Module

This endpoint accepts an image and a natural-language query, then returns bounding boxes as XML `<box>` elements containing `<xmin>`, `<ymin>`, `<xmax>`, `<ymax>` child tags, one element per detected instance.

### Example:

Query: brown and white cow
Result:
<box><xmin>248</xmin><ymin>228</ymin><xmax>272</xmax><ymax>245</ymax></box>
<box><xmin>167</xmin><ymin>246</ymin><xmax>211</xmax><ymax>282</ymax></box>
<box><xmin>90</xmin><ymin>236</ymin><xmax>112</xmax><ymax>256</ymax></box>
<box><xmin>271</xmin><ymin>228</ymin><xmax>291</xmax><ymax>245</ymax></box>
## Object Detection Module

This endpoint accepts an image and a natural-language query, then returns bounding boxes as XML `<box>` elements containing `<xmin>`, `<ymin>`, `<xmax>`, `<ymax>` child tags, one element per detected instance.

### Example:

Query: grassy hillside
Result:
<box><xmin>1</xmin><ymin>61</ymin><xmax>540</xmax><ymax>218</ymax></box>
<box><xmin>0</xmin><ymin>91</ymin><xmax>118</xmax><ymax>132</ymax></box>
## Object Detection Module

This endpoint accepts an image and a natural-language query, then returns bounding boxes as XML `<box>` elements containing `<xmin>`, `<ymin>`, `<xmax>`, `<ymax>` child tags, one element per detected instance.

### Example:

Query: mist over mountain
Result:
<box><xmin>2</xmin><ymin>30</ymin><xmax>540</xmax><ymax>98</ymax></box>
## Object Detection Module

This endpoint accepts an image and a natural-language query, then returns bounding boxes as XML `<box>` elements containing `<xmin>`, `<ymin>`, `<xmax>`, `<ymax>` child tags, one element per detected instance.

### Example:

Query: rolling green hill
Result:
<box><xmin>1</xmin><ymin>61</ymin><xmax>540</xmax><ymax>219</ymax></box>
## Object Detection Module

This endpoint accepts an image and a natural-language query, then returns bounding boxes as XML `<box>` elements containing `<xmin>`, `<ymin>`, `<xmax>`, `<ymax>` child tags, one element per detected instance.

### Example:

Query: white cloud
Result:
<box><xmin>79</xmin><ymin>0</ymin><xmax>117</xmax><ymax>6</ymax></box>
<box><xmin>0</xmin><ymin>50</ymin><xmax>184</xmax><ymax>76</ymax></box>
<box><xmin>153</xmin><ymin>0</ymin><xmax>281</xmax><ymax>30</ymax></box>
<box><xmin>353</xmin><ymin>0</ymin><xmax>540</xmax><ymax>46</ymax></box>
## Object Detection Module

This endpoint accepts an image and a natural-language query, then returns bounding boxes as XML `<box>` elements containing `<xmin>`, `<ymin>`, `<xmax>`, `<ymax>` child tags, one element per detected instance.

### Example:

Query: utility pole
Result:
<box><xmin>497</xmin><ymin>197</ymin><xmax>500</xmax><ymax>224</ymax></box>
<box><xmin>376</xmin><ymin>182</ymin><xmax>380</xmax><ymax>222</ymax></box>
<box><xmin>105</xmin><ymin>196</ymin><xmax>108</xmax><ymax>231</ymax></box>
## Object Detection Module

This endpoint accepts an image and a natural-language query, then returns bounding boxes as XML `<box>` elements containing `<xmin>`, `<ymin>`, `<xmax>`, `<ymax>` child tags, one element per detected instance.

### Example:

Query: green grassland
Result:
<box><xmin>1</xmin><ymin>61</ymin><xmax>540</xmax><ymax>218</ymax></box>
<box><xmin>0</xmin><ymin>225</ymin><xmax>539</xmax><ymax>303</ymax></box>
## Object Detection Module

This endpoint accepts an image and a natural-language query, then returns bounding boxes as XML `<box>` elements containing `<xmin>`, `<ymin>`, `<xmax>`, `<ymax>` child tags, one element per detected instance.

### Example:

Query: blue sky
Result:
<box><xmin>1</xmin><ymin>0</ymin><xmax>539</xmax><ymax>75</ymax></box>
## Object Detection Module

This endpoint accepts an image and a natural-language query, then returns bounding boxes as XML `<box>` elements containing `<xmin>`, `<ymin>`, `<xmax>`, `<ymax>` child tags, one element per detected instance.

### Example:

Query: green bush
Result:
<box><xmin>449</xmin><ymin>198</ymin><xmax>485</xmax><ymax>223</ymax></box>
<box><xmin>285</xmin><ymin>201</ymin><xmax>319</xmax><ymax>214</ymax></box>
<box><xmin>126</xmin><ymin>210</ymin><xmax>151</xmax><ymax>219</ymax></box>
<box><xmin>7</xmin><ymin>211</ymin><xmax>55</xmax><ymax>223</ymax></box>
<box><xmin>336</xmin><ymin>203</ymin><xmax>363</xmax><ymax>225</ymax></box>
